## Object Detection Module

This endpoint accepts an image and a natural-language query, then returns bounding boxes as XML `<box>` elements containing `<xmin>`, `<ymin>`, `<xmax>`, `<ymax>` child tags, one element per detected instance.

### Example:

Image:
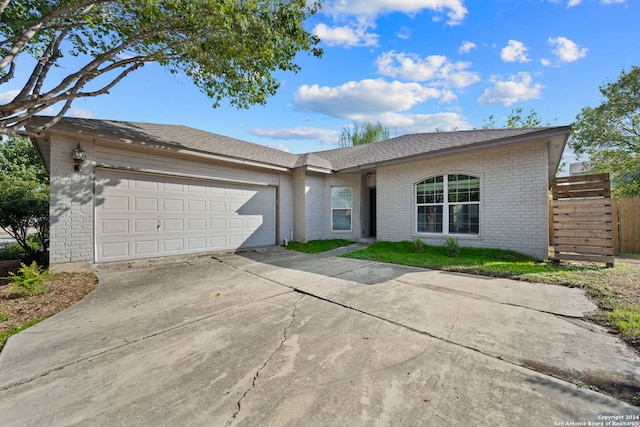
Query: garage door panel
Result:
<box><xmin>163</xmin><ymin>239</ymin><xmax>184</xmax><ymax>252</ymax></box>
<box><xmin>102</xmin><ymin>242</ymin><xmax>129</xmax><ymax>258</ymax></box>
<box><xmin>134</xmin><ymin>197</ymin><xmax>158</xmax><ymax>211</ymax></box>
<box><xmin>210</xmin><ymin>219</ymin><xmax>225</xmax><ymax>230</ymax></box>
<box><xmin>134</xmin><ymin>240</ymin><xmax>159</xmax><ymax>255</ymax></box>
<box><xmin>134</xmin><ymin>179</ymin><xmax>159</xmax><ymax>191</ymax></box>
<box><xmin>163</xmin><ymin>182</ymin><xmax>184</xmax><ymax>193</ymax></box>
<box><xmin>102</xmin><ymin>195</ymin><xmax>129</xmax><ymax>211</ymax></box>
<box><xmin>187</xmin><ymin>237</ymin><xmax>206</xmax><ymax>250</ymax></box>
<box><xmin>163</xmin><ymin>219</ymin><xmax>184</xmax><ymax>232</ymax></box>
<box><xmin>210</xmin><ymin>236</ymin><xmax>226</xmax><ymax>248</ymax></box>
<box><xmin>134</xmin><ymin>219</ymin><xmax>158</xmax><ymax>233</ymax></box>
<box><xmin>96</xmin><ymin>170</ymin><xmax>276</xmax><ymax>262</ymax></box>
<box><xmin>163</xmin><ymin>199</ymin><xmax>184</xmax><ymax>212</ymax></box>
<box><xmin>188</xmin><ymin>219</ymin><xmax>206</xmax><ymax>231</ymax></box>
<box><xmin>101</xmin><ymin>219</ymin><xmax>129</xmax><ymax>234</ymax></box>
<box><xmin>187</xmin><ymin>184</ymin><xmax>206</xmax><ymax>194</ymax></box>
<box><xmin>187</xmin><ymin>200</ymin><xmax>206</xmax><ymax>212</ymax></box>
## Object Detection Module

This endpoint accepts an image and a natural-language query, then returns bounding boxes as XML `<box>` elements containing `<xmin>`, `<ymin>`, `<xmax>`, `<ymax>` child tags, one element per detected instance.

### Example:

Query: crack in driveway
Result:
<box><xmin>225</xmin><ymin>294</ymin><xmax>304</xmax><ymax>427</ymax></box>
<box><xmin>0</xmin><ymin>289</ymin><xmax>294</xmax><ymax>392</ymax></box>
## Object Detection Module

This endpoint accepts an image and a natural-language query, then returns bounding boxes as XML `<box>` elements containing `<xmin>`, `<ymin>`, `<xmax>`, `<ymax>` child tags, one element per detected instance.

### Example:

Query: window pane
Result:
<box><xmin>416</xmin><ymin>176</ymin><xmax>444</xmax><ymax>204</ymax></box>
<box><xmin>417</xmin><ymin>205</ymin><xmax>443</xmax><ymax>233</ymax></box>
<box><xmin>449</xmin><ymin>204</ymin><xmax>479</xmax><ymax>234</ymax></box>
<box><xmin>448</xmin><ymin>175</ymin><xmax>479</xmax><ymax>205</ymax></box>
<box><xmin>332</xmin><ymin>209</ymin><xmax>352</xmax><ymax>231</ymax></box>
<box><xmin>331</xmin><ymin>187</ymin><xmax>352</xmax><ymax>209</ymax></box>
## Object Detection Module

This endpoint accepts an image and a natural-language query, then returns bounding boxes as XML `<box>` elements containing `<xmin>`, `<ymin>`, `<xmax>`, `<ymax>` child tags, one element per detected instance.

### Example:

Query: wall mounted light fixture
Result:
<box><xmin>72</xmin><ymin>143</ymin><xmax>86</xmax><ymax>172</ymax></box>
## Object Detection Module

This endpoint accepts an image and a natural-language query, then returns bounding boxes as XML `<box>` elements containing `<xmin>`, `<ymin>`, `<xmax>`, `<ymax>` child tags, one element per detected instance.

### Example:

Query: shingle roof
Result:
<box><xmin>33</xmin><ymin>117</ymin><xmax>300</xmax><ymax>169</ymax></box>
<box><xmin>34</xmin><ymin>117</ymin><xmax>570</xmax><ymax>173</ymax></box>
<box><xmin>310</xmin><ymin>127</ymin><xmax>570</xmax><ymax>171</ymax></box>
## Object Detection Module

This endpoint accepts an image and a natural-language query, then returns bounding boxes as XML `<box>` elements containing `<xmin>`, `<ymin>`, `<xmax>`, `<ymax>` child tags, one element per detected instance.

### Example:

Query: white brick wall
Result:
<box><xmin>278</xmin><ymin>173</ymin><xmax>295</xmax><ymax>244</ymax></box>
<box><xmin>292</xmin><ymin>171</ymin><xmax>306</xmax><ymax>241</ymax></box>
<box><xmin>376</xmin><ymin>141</ymin><xmax>550</xmax><ymax>259</ymax></box>
<box><xmin>290</xmin><ymin>172</ymin><xmax>363</xmax><ymax>242</ymax></box>
<box><xmin>48</xmin><ymin>135</ymin><xmax>95</xmax><ymax>267</ymax></box>
<box><xmin>304</xmin><ymin>174</ymin><xmax>326</xmax><ymax>241</ymax></box>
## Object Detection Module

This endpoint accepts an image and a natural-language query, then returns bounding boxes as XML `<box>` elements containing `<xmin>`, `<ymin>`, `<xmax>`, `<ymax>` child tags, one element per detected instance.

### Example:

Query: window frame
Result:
<box><xmin>331</xmin><ymin>186</ymin><xmax>353</xmax><ymax>232</ymax></box>
<box><xmin>415</xmin><ymin>174</ymin><xmax>481</xmax><ymax>236</ymax></box>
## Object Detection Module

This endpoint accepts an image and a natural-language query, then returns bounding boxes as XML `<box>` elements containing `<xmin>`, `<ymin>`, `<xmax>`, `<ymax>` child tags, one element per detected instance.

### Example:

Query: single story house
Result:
<box><xmin>29</xmin><ymin>117</ymin><xmax>569</xmax><ymax>270</ymax></box>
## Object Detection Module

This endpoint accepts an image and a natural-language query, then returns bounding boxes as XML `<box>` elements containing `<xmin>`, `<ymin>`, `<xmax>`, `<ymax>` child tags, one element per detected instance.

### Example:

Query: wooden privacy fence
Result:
<box><xmin>614</xmin><ymin>197</ymin><xmax>640</xmax><ymax>253</ymax></box>
<box><xmin>551</xmin><ymin>173</ymin><xmax>614</xmax><ymax>266</ymax></box>
<box><xmin>550</xmin><ymin>197</ymin><xmax>640</xmax><ymax>255</ymax></box>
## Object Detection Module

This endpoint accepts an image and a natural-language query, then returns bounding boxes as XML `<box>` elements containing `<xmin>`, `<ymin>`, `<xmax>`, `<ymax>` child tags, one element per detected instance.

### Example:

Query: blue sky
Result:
<box><xmin>4</xmin><ymin>0</ymin><xmax>638</xmax><ymax>162</ymax></box>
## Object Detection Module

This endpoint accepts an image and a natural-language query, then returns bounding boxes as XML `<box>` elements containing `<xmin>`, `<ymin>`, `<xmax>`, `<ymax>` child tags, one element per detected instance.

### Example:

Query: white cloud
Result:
<box><xmin>540</xmin><ymin>58</ymin><xmax>552</xmax><ymax>66</ymax></box>
<box><xmin>294</xmin><ymin>78</ymin><xmax>445</xmax><ymax>119</ymax></box>
<box><xmin>0</xmin><ymin>90</ymin><xmax>19</xmax><ymax>104</ymax></box>
<box><xmin>545</xmin><ymin>0</ymin><xmax>625</xmax><ymax>6</ymax></box>
<box><xmin>477</xmin><ymin>72</ymin><xmax>544</xmax><ymax>106</ymax></box>
<box><xmin>312</xmin><ymin>23</ymin><xmax>378</xmax><ymax>47</ymax></box>
<box><xmin>251</xmin><ymin>127</ymin><xmax>339</xmax><ymax>146</ymax></box>
<box><xmin>264</xmin><ymin>142</ymin><xmax>290</xmax><ymax>152</ymax></box>
<box><xmin>375</xmin><ymin>112</ymin><xmax>473</xmax><ymax>133</ymax></box>
<box><xmin>548</xmin><ymin>37</ymin><xmax>588</xmax><ymax>62</ymax></box>
<box><xmin>68</xmin><ymin>108</ymin><xmax>95</xmax><ymax>119</ymax></box>
<box><xmin>459</xmin><ymin>41</ymin><xmax>477</xmax><ymax>54</ymax></box>
<box><xmin>500</xmin><ymin>40</ymin><xmax>530</xmax><ymax>63</ymax></box>
<box><xmin>376</xmin><ymin>51</ymin><xmax>481</xmax><ymax>88</ymax></box>
<box><xmin>320</xmin><ymin>0</ymin><xmax>468</xmax><ymax>25</ymax></box>
<box><xmin>396</xmin><ymin>26</ymin><xmax>411</xmax><ymax>40</ymax></box>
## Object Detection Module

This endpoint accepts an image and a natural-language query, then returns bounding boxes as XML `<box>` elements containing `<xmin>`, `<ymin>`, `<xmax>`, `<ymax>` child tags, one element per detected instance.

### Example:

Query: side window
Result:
<box><xmin>331</xmin><ymin>187</ymin><xmax>352</xmax><ymax>231</ymax></box>
<box><xmin>416</xmin><ymin>175</ymin><xmax>479</xmax><ymax>235</ymax></box>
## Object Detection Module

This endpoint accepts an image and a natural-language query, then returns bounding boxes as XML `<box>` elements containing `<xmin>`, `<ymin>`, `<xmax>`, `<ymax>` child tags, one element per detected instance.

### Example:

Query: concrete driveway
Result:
<box><xmin>1</xmin><ymin>246</ymin><xmax>639</xmax><ymax>426</ymax></box>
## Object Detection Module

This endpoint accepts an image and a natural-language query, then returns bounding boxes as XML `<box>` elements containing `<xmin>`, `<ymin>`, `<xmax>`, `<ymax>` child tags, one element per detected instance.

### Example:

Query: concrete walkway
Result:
<box><xmin>1</xmin><ymin>247</ymin><xmax>638</xmax><ymax>426</ymax></box>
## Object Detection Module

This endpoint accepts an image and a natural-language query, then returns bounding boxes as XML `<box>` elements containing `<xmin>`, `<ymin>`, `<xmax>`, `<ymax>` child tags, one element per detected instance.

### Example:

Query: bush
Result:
<box><xmin>0</xmin><ymin>312</ymin><xmax>6</xmax><ymax>323</ymax></box>
<box><xmin>411</xmin><ymin>237</ymin><xmax>427</xmax><ymax>253</ymax></box>
<box><xmin>7</xmin><ymin>261</ymin><xmax>49</xmax><ymax>296</ymax></box>
<box><xmin>0</xmin><ymin>242</ymin><xmax>25</xmax><ymax>260</ymax></box>
<box><xmin>444</xmin><ymin>237</ymin><xmax>460</xmax><ymax>258</ymax></box>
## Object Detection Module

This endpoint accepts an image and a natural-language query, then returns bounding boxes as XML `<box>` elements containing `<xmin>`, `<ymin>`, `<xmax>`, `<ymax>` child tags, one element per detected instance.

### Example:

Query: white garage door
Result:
<box><xmin>95</xmin><ymin>169</ymin><xmax>276</xmax><ymax>262</ymax></box>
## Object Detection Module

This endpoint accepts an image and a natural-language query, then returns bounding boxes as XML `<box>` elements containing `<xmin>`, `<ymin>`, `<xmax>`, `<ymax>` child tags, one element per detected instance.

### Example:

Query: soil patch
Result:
<box><xmin>1</xmin><ymin>265</ymin><xmax>98</xmax><ymax>334</ymax></box>
<box><xmin>522</xmin><ymin>359</ymin><xmax>640</xmax><ymax>406</ymax></box>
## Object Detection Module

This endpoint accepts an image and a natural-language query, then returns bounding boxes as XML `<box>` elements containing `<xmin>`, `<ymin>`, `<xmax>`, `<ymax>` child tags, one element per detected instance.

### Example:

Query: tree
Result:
<box><xmin>482</xmin><ymin>107</ymin><xmax>551</xmax><ymax>129</ymax></box>
<box><xmin>0</xmin><ymin>137</ymin><xmax>49</xmax><ymax>263</ymax></box>
<box><xmin>571</xmin><ymin>67</ymin><xmax>640</xmax><ymax>197</ymax></box>
<box><xmin>0</xmin><ymin>0</ymin><xmax>321</xmax><ymax>137</ymax></box>
<box><xmin>338</xmin><ymin>121</ymin><xmax>390</xmax><ymax>148</ymax></box>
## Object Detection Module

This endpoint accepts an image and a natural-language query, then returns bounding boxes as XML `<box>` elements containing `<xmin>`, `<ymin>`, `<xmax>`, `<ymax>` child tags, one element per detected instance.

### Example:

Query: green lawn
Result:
<box><xmin>282</xmin><ymin>239</ymin><xmax>354</xmax><ymax>254</ymax></box>
<box><xmin>342</xmin><ymin>241</ymin><xmax>640</xmax><ymax>339</ymax></box>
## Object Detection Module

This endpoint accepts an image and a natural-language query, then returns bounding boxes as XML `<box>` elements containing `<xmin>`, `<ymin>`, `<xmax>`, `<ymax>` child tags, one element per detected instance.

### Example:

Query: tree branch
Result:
<box><xmin>0</xmin><ymin>0</ymin><xmax>106</xmax><ymax>71</ymax></box>
<box><xmin>0</xmin><ymin>59</ymin><xmax>15</xmax><ymax>84</ymax></box>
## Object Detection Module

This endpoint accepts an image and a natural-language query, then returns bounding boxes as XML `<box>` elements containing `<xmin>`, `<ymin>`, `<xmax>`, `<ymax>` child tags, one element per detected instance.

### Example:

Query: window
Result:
<box><xmin>331</xmin><ymin>187</ymin><xmax>352</xmax><ymax>231</ymax></box>
<box><xmin>416</xmin><ymin>174</ymin><xmax>479</xmax><ymax>235</ymax></box>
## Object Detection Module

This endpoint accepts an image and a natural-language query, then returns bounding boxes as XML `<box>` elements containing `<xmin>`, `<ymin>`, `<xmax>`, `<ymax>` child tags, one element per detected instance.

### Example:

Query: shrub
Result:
<box><xmin>7</xmin><ymin>261</ymin><xmax>49</xmax><ymax>296</ymax></box>
<box><xmin>0</xmin><ymin>242</ymin><xmax>25</xmax><ymax>260</ymax></box>
<box><xmin>411</xmin><ymin>237</ymin><xmax>427</xmax><ymax>253</ymax></box>
<box><xmin>0</xmin><ymin>312</ymin><xmax>6</xmax><ymax>323</ymax></box>
<box><xmin>444</xmin><ymin>237</ymin><xmax>460</xmax><ymax>258</ymax></box>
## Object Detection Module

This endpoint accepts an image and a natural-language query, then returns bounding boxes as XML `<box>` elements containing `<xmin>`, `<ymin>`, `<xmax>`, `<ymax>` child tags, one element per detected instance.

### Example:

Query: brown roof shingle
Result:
<box><xmin>33</xmin><ymin>117</ymin><xmax>570</xmax><ymax>173</ymax></box>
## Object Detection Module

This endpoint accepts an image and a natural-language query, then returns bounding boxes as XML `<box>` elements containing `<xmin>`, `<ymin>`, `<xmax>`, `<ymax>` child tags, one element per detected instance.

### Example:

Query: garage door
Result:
<box><xmin>95</xmin><ymin>169</ymin><xmax>276</xmax><ymax>262</ymax></box>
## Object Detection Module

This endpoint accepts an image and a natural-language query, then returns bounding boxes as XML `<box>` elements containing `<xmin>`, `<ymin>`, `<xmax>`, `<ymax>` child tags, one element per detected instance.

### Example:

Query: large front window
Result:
<box><xmin>416</xmin><ymin>174</ymin><xmax>479</xmax><ymax>235</ymax></box>
<box><xmin>331</xmin><ymin>187</ymin><xmax>352</xmax><ymax>231</ymax></box>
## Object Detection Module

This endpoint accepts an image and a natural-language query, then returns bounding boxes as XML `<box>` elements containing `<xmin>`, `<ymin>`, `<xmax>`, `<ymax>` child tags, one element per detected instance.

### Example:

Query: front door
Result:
<box><xmin>369</xmin><ymin>188</ymin><xmax>377</xmax><ymax>237</ymax></box>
